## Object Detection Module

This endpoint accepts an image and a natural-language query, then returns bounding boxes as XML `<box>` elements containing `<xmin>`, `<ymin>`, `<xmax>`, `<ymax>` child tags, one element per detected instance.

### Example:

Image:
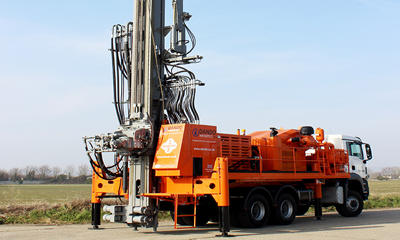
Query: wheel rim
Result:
<box><xmin>346</xmin><ymin>196</ymin><xmax>359</xmax><ymax>212</ymax></box>
<box><xmin>251</xmin><ymin>201</ymin><xmax>265</xmax><ymax>221</ymax></box>
<box><xmin>280</xmin><ymin>200</ymin><xmax>293</xmax><ymax>218</ymax></box>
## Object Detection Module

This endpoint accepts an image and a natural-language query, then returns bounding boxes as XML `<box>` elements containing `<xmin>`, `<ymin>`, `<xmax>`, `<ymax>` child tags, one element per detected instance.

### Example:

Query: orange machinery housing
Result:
<box><xmin>153</xmin><ymin>124</ymin><xmax>349</xmax><ymax>176</ymax></box>
<box><xmin>91</xmin><ymin>123</ymin><xmax>350</xmax><ymax>228</ymax></box>
<box><xmin>142</xmin><ymin>124</ymin><xmax>349</xmax><ymax>226</ymax></box>
<box><xmin>152</xmin><ymin>123</ymin><xmax>349</xmax><ymax>180</ymax></box>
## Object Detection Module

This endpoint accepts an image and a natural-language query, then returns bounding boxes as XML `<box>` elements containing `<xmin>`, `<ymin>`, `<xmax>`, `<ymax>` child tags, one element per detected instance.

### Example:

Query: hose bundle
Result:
<box><xmin>111</xmin><ymin>23</ymin><xmax>133</xmax><ymax>125</ymax></box>
<box><xmin>165</xmin><ymin>73</ymin><xmax>202</xmax><ymax>124</ymax></box>
<box><xmin>84</xmin><ymin>137</ymin><xmax>123</xmax><ymax>180</ymax></box>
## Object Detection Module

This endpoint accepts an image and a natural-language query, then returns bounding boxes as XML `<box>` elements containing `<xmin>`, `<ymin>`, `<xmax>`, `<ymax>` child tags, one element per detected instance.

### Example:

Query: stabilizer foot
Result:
<box><xmin>88</xmin><ymin>226</ymin><xmax>105</xmax><ymax>230</ymax></box>
<box><xmin>314</xmin><ymin>198</ymin><xmax>323</xmax><ymax>220</ymax></box>
<box><xmin>90</xmin><ymin>203</ymin><xmax>102</xmax><ymax>230</ymax></box>
<box><xmin>216</xmin><ymin>206</ymin><xmax>233</xmax><ymax>237</ymax></box>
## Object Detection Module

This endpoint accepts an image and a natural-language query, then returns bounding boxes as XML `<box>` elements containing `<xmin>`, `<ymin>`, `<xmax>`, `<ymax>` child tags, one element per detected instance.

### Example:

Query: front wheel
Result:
<box><xmin>336</xmin><ymin>190</ymin><xmax>363</xmax><ymax>217</ymax></box>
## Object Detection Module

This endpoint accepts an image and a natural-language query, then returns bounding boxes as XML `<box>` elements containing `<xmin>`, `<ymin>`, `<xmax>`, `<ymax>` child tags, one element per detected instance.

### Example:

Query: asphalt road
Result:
<box><xmin>1</xmin><ymin>208</ymin><xmax>399</xmax><ymax>240</ymax></box>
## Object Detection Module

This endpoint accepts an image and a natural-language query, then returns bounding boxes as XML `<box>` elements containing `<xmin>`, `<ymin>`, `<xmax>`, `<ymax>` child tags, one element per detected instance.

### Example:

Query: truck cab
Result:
<box><xmin>325</xmin><ymin>135</ymin><xmax>372</xmax><ymax>200</ymax></box>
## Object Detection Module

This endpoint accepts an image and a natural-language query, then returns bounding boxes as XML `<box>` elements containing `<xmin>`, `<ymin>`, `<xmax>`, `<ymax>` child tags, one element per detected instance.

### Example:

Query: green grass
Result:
<box><xmin>0</xmin><ymin>198</ymin><xmax>92</xmax><ymax>224</ymax></box>
<box><xmin>0</xmin><ymin>185</ymin><xmax>93</xmax><ymax>224</ymax></box>
<box><xmin>364</xmin><ymin>179</ymin><xmax>400</xmax><ymax>209</ymax></box>
<box><xmin>0</xmin><ymin>180</ymin><xmax>399</xmax><ymax>224</ymax></box>
<box><xmin>0</xmin><ymin>184</ymin><xmax>91</xmax><ymax>206</ymax></box>
<box><xmin>365</xmin><ymin>195</ymin><xmax>400</xmax><ymax>208</ymax></box>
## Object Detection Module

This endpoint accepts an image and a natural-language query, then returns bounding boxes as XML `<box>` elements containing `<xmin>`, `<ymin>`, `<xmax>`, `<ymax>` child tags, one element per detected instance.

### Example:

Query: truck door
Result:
<box><xmin>346</xmin><ymin>141</ymin><xmax>366</xmax><ymax>178</ymax></box>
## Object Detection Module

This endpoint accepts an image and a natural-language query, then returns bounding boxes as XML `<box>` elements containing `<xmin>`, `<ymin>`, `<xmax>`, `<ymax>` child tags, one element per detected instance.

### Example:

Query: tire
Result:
<box><xmin>336</xmin><ymin>190</ymin><xmax>363</xmax><ymax>217</ymax></box>
<box><xmin>182</xmin><ymin>205</ymin><xmax>211</xmax><ymax>226</ymax></box>
<box><xmin>230</xmin><ymin>208</ymin><xmax>243</xmax><ymax>227</ymax></box>
<box><xmin>209</xmin><ymin>216</ymin><xmax>219</xmax><ymax>223</ymax></box>
<box><xmin>236</xmin><ymin>194</ymin><xmax>270</xmax><ymax>228</ymax></box>
<box><xmin>300</xmin><ymin>126</ymin><xmax>314</xmax><ymax>135</ymax></box>
<box><xmin>209</xmin><ymin>204</ymin><xmax>219</xmax><ymax>223</ymax></box>
<box><xmin>170</xmin><ymin>210</ymin><xmax>188</xmax><ymax>225</ymax></box>
<box><xmin>296</xmin><ymin>205</ymin><xmax>310</xmax><ymax>216</ymax></box>
<box><xmin>274</xmin><ymin>193</ymin><xmax>297</xmax><ymax>225</ymax></box>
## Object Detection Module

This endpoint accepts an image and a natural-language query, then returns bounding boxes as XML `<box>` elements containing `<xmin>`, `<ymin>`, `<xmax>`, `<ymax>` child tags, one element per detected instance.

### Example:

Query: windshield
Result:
<box><xmin>347</xmin><ymin>142</ymin><xmax>363</xmax><ymax>159</ymax></box>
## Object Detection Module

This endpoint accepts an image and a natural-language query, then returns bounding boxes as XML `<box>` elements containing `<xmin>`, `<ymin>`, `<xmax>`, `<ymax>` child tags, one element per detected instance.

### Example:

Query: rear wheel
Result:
<box><xmin>209</xmin><ymin>204</ymin><xmax>219</xmax><ymax>223</ymax></box>
<box><xmin>336</xmin><ymin>190</ymin><xmax>363</xmax><ymax>217</ymax></box>
<box><xmin>236</xmin><ymin>194</ymin><xmax>270</xmax><ymax>228</ymax></box>
<box><xmin>229</xmin><ymin>208</ymin><xmax>242</xmax><ymax>227</ymax></box>
<box><xmin>296</xmin><ymin>205</ymin><xmax>310</xmax><ymax>216</ymax></box>
<box><xmin>274</xmin><ymin>193</ymin><xmax>297</xmax><ymax>225</ymax></box>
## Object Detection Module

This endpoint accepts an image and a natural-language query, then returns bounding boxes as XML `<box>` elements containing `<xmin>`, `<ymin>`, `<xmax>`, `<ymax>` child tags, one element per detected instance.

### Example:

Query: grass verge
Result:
<box><xmin>0</xmin><ymin>198</ymin><xmax>172</xmax><ymax>225</ymax></box>
<box><xmin>0</xmin><ymin>198</ymin><xmax>92</xmax><ymax>224</ymax></box>
<box><xmin>364</xmin><ymin>194</ymin><xmax>400</xmax><ymax>209</ymax></box>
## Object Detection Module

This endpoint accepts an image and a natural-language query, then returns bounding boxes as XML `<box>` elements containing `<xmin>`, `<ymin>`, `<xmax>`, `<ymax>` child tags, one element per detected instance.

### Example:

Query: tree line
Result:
<box><xmin>1</xmin><ymin>164</ymin><xmax>399</xmax><ymax>183</ymax></box>
<box><xmin>374</xmin><ymin>166</ymin><xmax>400</xmax><ymax>180</ymax></box>
<box><xmin>0</xmin><ymin>164</ymin><xmax>91</xmax><ymax>183</ymax></box>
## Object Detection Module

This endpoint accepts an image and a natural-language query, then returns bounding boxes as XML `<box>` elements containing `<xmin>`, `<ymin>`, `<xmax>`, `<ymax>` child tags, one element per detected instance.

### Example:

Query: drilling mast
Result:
<box><xmin>83</xmin><ymin>0</ymin><xmax>202</xmax><ymax>231</ymax></box>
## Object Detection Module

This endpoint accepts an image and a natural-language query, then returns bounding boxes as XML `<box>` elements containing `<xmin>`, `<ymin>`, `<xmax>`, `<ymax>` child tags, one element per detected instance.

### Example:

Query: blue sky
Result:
<box><xmin>0</xmin><ymin>0</ymin><xmax>399</xmax><ymax>172</ymax></box>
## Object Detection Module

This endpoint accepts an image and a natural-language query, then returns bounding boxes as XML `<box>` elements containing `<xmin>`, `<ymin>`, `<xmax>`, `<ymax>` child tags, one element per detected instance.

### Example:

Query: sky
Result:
<box><xmin>0</xmin><ymin>0</ymin><xmax>399</xmax><ymax>173</ymax></box>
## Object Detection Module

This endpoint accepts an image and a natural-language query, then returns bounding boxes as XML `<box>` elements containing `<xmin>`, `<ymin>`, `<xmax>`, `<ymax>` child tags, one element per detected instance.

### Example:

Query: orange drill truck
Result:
<box><xmin>92</xmin><ymin>122</ymin><xmax>367</xmax><ymax>235</ymax></box>
<box><xmin>84</xmin><ymin>0</ymin><xmax>371</xmax><ymax>236</ymax></box>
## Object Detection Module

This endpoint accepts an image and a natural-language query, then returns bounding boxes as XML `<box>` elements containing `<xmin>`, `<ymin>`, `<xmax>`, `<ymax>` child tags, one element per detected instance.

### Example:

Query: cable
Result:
<box><xmin>163</xmin><ymin>59</ymin><xmax>202</xmax><ymax>124</ymax></box>
<box><xmin>110</xmin><ymin>23</ymin><xmax>134</xmax><ymax>125</ymax></box>
<box><xmin>183</xmin><ymin>21</ymin><xmax>196</xmax><ymax>55</ymax></box>
<box><xmin>84</xmin><ymin>138</ymin><xmax>125</xmax><ymax>181</ymax></box>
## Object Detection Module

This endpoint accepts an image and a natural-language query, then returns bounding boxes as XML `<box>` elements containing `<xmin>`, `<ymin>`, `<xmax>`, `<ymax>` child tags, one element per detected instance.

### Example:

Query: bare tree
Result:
<box><xmin>52</xmin><ymin>166</ymin><xmax>61</xmax><ymax>179</ymax></box>
<box><xmin>390</xmin><ymin>166</ymin><xmax>400</xmax><ymax>179</ymax></box>
<box><xmin>9</xmin><ymin>168</ymin><xmax>20</xmax><ymax>182</ymax></box>
<box><xmin>38</xmin><ymin>165</ymin><xmax>51</xmax><ymax>180</ymax></box>
<box><xmin>379</xmin><ymin>166</ymin><xmax>400</xmax><ymax>180</ymax></box>
<box><xmin>23</xmin><ymin>165</ymin><xmax>38</xmax><ymax>181</ymax></box>
<box><xmin>65</xmin><ymin>165</ymin><xmax>75</xmax><ymax>179</ymax></box>
<box><xmin>78</xmin><ymin>164</ymin><xmax>90</xmax><ymax>177</ymax></box>
<box><xmin>369</xmin><ymin>171</ymin><xmax>381</xmax><ymax>179</ymax></box>
<box><xmin>380</xmin><ymin>167</ymin><xmax>391</xmax><ymax>179</ymax></box>
<box><xmin>0</xmin><ymin>169</ymin><xmax>10</xmax><ymax>181</ymax></box>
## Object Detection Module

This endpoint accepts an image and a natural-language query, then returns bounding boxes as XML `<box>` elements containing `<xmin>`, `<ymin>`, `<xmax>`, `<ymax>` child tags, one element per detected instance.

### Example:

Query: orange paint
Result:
<box><xmin>91</xmin><ymin>123</ymin><xmax>350</xmax><ymax>220</ymax></box>
<box><xmin>90</xmin><ymin>164</ymin><xmax>126</xmax><ymax>203</ymax></box>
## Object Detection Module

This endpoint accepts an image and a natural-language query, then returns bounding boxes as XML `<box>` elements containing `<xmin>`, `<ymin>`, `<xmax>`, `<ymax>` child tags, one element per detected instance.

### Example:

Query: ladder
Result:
<box><xmin>173</xmin><ymin>194</ymin><xmax>197</xmax><ymax>229</ymax></box>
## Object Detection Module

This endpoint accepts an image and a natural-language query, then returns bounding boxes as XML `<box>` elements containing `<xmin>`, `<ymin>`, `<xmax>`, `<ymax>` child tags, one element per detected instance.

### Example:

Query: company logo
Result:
<box><xmin>192</xmin><ymin>128</ymin><xmax>199</xmax><ymax>137</ymax></box>
<box><xmin>163</xmin><ymin>125</ymin><xmax>183</xmax><ymax>132</ymax></box>
<box><xmin>192</xmin><ymin>128</ymin><xmax>216</xmax><ymax>137</ymax></box>
<box><xmin>161</xmin><ymin>138</ymin><xmax>178</xmax><ymax>154</ymax></box>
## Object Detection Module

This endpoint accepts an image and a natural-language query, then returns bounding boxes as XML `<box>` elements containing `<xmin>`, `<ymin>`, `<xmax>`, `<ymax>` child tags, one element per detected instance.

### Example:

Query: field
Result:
<box><xmin>1</xmin><ymin>180</ymin><xmax>399</xmax><ymax>206</ymax></box>
<box><xmin>0</xmin><ymin>180</ymin><xmax>399</xmax><ymax>224</ymax></box>
<box><xmin>0</xmin><ymin>184</ymin><xmax>91</xmax><ymax>206</ymax></box>
<box><xmin>368</xmin><ymin>179</ymin><xmax>400</xmax><ymax>196</ymax></box>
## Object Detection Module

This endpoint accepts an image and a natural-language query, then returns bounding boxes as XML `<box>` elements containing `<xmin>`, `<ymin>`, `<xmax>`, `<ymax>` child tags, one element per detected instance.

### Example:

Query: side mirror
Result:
<box><xmin>365</xmin><ymin>144</ymin><xmax>372</xmax><ymax>160</ymax></box>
